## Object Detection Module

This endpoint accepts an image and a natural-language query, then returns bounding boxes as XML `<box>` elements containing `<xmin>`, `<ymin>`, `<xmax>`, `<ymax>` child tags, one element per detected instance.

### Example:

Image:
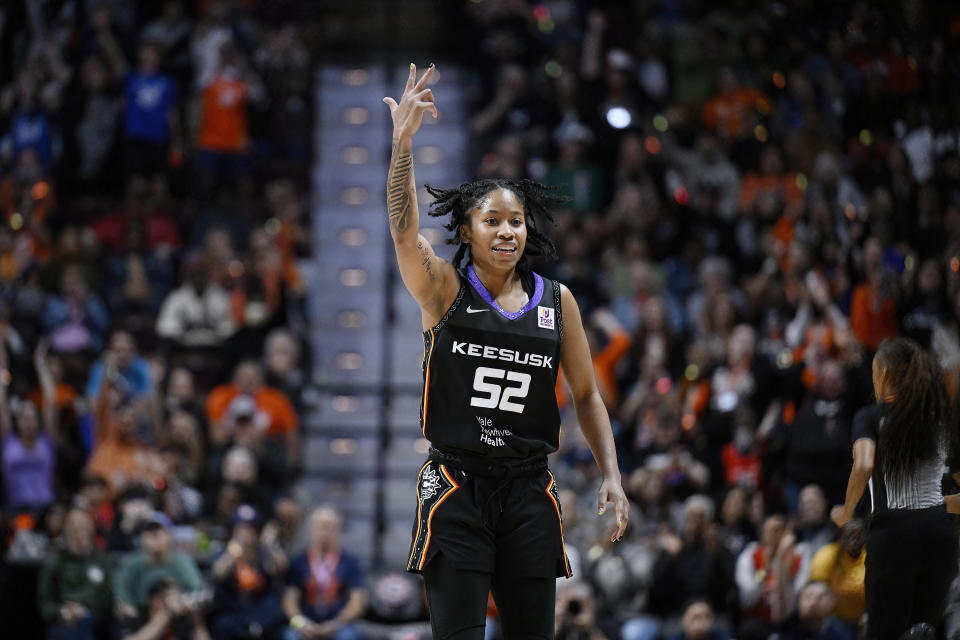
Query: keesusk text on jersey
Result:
<box><xmin>451</xmin><ymin>341</ymin><xmax>553</xmax><ymax>369</ymax></box>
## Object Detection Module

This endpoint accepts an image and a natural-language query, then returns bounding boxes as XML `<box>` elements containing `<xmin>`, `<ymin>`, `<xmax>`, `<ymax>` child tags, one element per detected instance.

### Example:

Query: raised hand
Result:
<box><xmin>383</xmin><ymin>63</ymin><xmax>438</xmax><ymax>142</ymax></box>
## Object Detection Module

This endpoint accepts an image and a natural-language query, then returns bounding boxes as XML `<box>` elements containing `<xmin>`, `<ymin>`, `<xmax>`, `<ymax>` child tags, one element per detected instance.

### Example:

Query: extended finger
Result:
<box><xmin>416</xmin><ymin>100</ymin><xmax>439</xmax><ymax>118</ymax></box>
<box><xmin>415</xmin><ymin>88</ymin><xmax>435</xmax><ymax>103</ymax></box>
<box><xmin>597</xmin><ymin>488</ymin><xmax>607</xmax><ymax>516</ymax></box>
<box><xmin>414</xmin><ymin>63</ymin><xmax>437</xmax><ymax>91</ymax></box>
<box><xmin>405</xmin><ymin>63</ymin><xmax>417</xmax><ymax>92</ymax></box>
<box><xmin>382</xmin><ymin>97</ymin><xmax>398</xmax><ymax>111</ymax></box>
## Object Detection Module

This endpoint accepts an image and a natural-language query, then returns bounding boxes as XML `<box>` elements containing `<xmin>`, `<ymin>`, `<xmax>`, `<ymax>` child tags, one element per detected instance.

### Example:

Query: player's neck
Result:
<box><xmin>471</xmin><ymin>262</ymin><xmax>520</xmax><ymax>298</ymax></box>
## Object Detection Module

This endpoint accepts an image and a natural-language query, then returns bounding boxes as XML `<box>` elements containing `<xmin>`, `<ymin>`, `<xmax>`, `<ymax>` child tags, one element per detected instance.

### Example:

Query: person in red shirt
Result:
<box><xmin>89</xmin><ymin>178</ymin><xmax>181</xmax><ymax>254</ymax></box>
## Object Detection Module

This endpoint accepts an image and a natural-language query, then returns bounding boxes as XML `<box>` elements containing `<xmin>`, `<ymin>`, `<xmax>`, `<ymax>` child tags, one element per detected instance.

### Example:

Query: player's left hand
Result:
<box><xmin>597</xmin><ymin>477</ymin><xmax>629</xmax><ymax>542</ymax></box>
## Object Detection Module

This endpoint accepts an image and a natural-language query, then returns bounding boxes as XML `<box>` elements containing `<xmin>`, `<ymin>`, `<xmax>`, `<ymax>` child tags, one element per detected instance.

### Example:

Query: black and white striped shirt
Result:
<box><xmin>852</xmin><ymin>403</ymin><xmax>945</xmax><ymax>513</ymax></box>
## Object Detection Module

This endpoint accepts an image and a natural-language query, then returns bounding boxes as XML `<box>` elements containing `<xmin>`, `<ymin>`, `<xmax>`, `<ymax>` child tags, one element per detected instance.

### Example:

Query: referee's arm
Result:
<box><xmin>832</xmin><ymin>437</ymin><xmax>875</xmax><ymax>527</ymax></box>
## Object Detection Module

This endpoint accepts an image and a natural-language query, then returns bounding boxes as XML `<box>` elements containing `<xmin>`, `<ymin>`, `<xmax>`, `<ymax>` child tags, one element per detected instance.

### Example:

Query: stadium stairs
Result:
<box><xmin>302</xmin><ymin>60</ymin><xmax>466</xmax><ymax>635</ymax></box>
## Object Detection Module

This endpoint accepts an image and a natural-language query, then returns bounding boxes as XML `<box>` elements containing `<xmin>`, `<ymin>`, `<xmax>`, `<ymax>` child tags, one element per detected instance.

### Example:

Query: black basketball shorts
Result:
<box><xmin>405</xmin><ymin>455</ymin><xmax>572</xmax><ymax>579</ymax></box>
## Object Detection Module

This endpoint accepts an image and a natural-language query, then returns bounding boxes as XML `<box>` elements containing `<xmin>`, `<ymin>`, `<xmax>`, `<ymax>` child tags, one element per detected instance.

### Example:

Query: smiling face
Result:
<box><xmin>462</xmin><ymin>188</ymin><xmax>527</xmax><ymax>270</ymax></box>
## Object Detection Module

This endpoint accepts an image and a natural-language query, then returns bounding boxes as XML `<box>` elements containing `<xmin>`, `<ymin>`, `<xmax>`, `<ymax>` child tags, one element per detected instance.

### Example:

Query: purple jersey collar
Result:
<box><xmin>466</xmin><ymin>264</ymin><xmax>543</xmax><ymax>320</ymax></box>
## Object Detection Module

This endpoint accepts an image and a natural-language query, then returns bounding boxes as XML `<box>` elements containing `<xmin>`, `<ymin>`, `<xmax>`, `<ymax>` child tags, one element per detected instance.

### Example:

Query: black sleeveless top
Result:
<box><xmin>419</xmin><ymin>265</ymin><xmax>564</xmax><ymax>459</ymax></box>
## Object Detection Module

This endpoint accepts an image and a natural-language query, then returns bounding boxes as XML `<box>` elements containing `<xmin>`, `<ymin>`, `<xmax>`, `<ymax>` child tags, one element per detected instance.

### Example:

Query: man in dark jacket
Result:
<box><xmin>38</xmin><ymin>508</ymin><xmax>113</xmax><ymax>640</ymax></box>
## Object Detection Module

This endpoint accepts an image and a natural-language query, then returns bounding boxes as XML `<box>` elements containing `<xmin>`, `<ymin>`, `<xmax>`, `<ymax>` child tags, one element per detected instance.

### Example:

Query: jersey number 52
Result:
<box><xmin>470</xmin><ymin>366</ymin><xmax>531</xmax><ymax>413</ymax></box>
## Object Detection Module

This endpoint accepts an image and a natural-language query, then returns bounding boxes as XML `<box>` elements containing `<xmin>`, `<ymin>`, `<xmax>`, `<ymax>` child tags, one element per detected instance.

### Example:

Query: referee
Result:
<box><xmin>382</xmin><ymin>64</ymin><xmax>629</xmax><ymax>639</ymax></box>
<box><xmin>831</xmin><ymin>337</ymin><xmax>958</xmax><ymax>640</ymax></box>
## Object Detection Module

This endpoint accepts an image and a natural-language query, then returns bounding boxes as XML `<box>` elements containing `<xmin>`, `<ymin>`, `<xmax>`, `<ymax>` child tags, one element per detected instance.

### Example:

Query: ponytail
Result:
<box><xmin>875</xmin><ymin>338</ymin><xmax>950</xmax><ymax>482</ymax></box>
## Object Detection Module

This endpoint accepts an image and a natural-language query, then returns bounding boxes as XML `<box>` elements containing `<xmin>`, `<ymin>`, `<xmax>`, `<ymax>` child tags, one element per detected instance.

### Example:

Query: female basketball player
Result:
<box><xmin>383</xmin><ymin>64</ymin><xmax>629</xmax><ymax>639</ymax></box>
<box><xmin>831</xmin><ymin>338</ymin><xmax>958</xmax><ymax>640</ymax></box>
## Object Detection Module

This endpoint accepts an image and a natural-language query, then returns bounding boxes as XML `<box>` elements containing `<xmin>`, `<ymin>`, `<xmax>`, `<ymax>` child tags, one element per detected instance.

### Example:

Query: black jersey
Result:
<box><xmin>419</xmin><ymin>265</ymin><xmax>564</xmax><ymax>459</ymax></box>
<box><xmin>851</xmin><ymin>403</ymin><xmax>945</xmax><ymax>514</ymax></box>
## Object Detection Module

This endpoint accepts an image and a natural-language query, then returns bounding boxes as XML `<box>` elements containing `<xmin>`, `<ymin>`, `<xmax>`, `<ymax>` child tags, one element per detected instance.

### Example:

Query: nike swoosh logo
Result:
<box><xmin>466</xmin><ymin>306</ymin><xmax>488</xmax><ymax>314</ymax></box>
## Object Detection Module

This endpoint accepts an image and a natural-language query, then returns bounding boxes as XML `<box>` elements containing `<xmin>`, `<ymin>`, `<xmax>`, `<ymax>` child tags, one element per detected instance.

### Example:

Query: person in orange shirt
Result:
<box><xmin>701</xmin><ymin>67</ymin><xmax>772</xmax><ymax>140</ymax></box>
<box><xmin>849</xmin><ymin>238</ymin><xmax>898</xmax><ymax>351</ymax></box>
<box><xmin>555</xmin><ymin>308</ymin><xmax>631</xmax><ymax>411</ymax></box>
<box><xmin>205</xmin><ymin>360</ymin><xmax>298</xmax><ymax>463</ymax></box>
<box><xmin>194</xmin><ymin>39</ymin><xmax>264</xmax><ymax>198</ymax></box>
<box><xmin>86</xmin><ymin>367</ymin><xmax>165</xmax><ymax>496</ymax></box>
<box><xmin>739</xmin><ymin>146</ymin><xmax>804</xmax><ymax>217</ymax></box>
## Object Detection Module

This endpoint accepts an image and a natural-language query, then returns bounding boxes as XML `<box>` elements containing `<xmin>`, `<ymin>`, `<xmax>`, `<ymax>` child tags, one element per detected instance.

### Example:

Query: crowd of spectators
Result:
<box><xmin>4</xmin><ymin>0</ymin><xmax>960</xmax><ymax>639</ymax></box>
<box><xmin>0</xmin><ymin>1</ymin><xmax>368</xmax><ymax>639</ymax></box>
<box><xmin>455</xmin><ymin>1</ymin><xmax>960</xmax><ymax>639</ymax></box>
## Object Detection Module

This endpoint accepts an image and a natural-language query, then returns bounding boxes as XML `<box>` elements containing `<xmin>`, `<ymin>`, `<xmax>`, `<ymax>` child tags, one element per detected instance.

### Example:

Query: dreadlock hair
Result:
<box><xmin>874</xmin><ymin>338</ymin><xmax>953</xmax><ymax>483</ymax></box>
<box><xmin>424</xmin><ymin>178</ymin><xmax>563</xmax><ymax>294</ymax></box>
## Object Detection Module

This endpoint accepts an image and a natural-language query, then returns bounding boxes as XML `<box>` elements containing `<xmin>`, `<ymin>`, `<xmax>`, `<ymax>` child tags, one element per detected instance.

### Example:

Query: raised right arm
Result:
<box><xmin>383</xmin><ymin>64</ymin><xmax>459</xmax><ymax>326</ymax></box>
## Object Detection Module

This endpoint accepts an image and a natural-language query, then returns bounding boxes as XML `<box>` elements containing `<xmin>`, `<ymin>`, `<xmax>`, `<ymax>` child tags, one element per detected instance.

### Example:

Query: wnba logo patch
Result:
<box><xmin>537</xmin><ymin>306</ymin><xmax>554</xmax><ymax>330</ymax></box>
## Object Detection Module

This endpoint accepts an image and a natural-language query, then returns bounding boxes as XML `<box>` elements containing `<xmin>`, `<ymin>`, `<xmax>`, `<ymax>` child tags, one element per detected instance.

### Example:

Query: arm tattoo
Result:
<box><xmin>417</xmin><ymin>240</ymin><xmax>436</xmax><ymax>281</ymax></box>
<box><xmin>387</xmin><ymin>142</ymin><xmax>413</xmax><ymax>232</ymax></box>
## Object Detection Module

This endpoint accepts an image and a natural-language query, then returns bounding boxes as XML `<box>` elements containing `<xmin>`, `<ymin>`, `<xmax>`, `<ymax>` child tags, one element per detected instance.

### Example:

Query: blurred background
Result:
<box><xmin>1</xmin><ymin>0</ymin><xmax>960</xmax><ymax>639</ymax></box>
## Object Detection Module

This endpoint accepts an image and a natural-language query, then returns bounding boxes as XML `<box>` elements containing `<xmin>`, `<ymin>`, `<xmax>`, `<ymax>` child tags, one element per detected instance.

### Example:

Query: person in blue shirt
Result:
<box><xmin>8</xmin><ymin>73</ymin><xmax>55</xmax><ymax>170</ymax></box>
<box><xmin>282</xmin><ymin>506</ymin><xmax>366</xmax><ymax>640</ymax></box>
<box><xmin>119</xmin><ymin>41</ymin><xmax>183</xmax><ymax>178</ymax></box>
<box><xmin>85</xmin><ymin>329</ymin><xmax>152</xmax><ymax>401</ymax></box>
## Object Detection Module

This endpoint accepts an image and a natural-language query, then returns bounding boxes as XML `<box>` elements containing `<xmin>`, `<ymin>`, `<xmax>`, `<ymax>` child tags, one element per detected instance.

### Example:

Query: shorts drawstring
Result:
<box><xmin>480</xmin><ymin>465</ymin><xmax>516</xmax><ymax>527</ymax></box>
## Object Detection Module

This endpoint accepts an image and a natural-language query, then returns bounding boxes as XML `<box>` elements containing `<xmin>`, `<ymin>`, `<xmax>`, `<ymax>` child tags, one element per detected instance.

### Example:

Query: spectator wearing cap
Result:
<box><xmin>283</xmin><ymin>506</ymin><xmax>365</xmax><ymax>640</ymax></box>
<box><xmin>116</xmin><ymin>577</ymin><xmax>210</xmax><ymax>640</ymax></box>
<box><xmin>114</xmin><ymin>512</ymin><xmax>206</xmax><ymax>619</ymax></box>
<box><xmin>210</xmin><ymin>504</ymin><xmax>288</xmax><ymax>639</ymax></box>
<box><xmin>206</xmin><ymin>361</ymin><xmax>299</xmax><ymax>467</ymax></box>
<box><xmin>38</xmin><ymin>508</ymin><xmax>112</xmax><ymax>640</ymax></box>
<box><xmin>203</xmin><ymin>392</ymin><xmax>286</xmax><ymax>508</ymax></box>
